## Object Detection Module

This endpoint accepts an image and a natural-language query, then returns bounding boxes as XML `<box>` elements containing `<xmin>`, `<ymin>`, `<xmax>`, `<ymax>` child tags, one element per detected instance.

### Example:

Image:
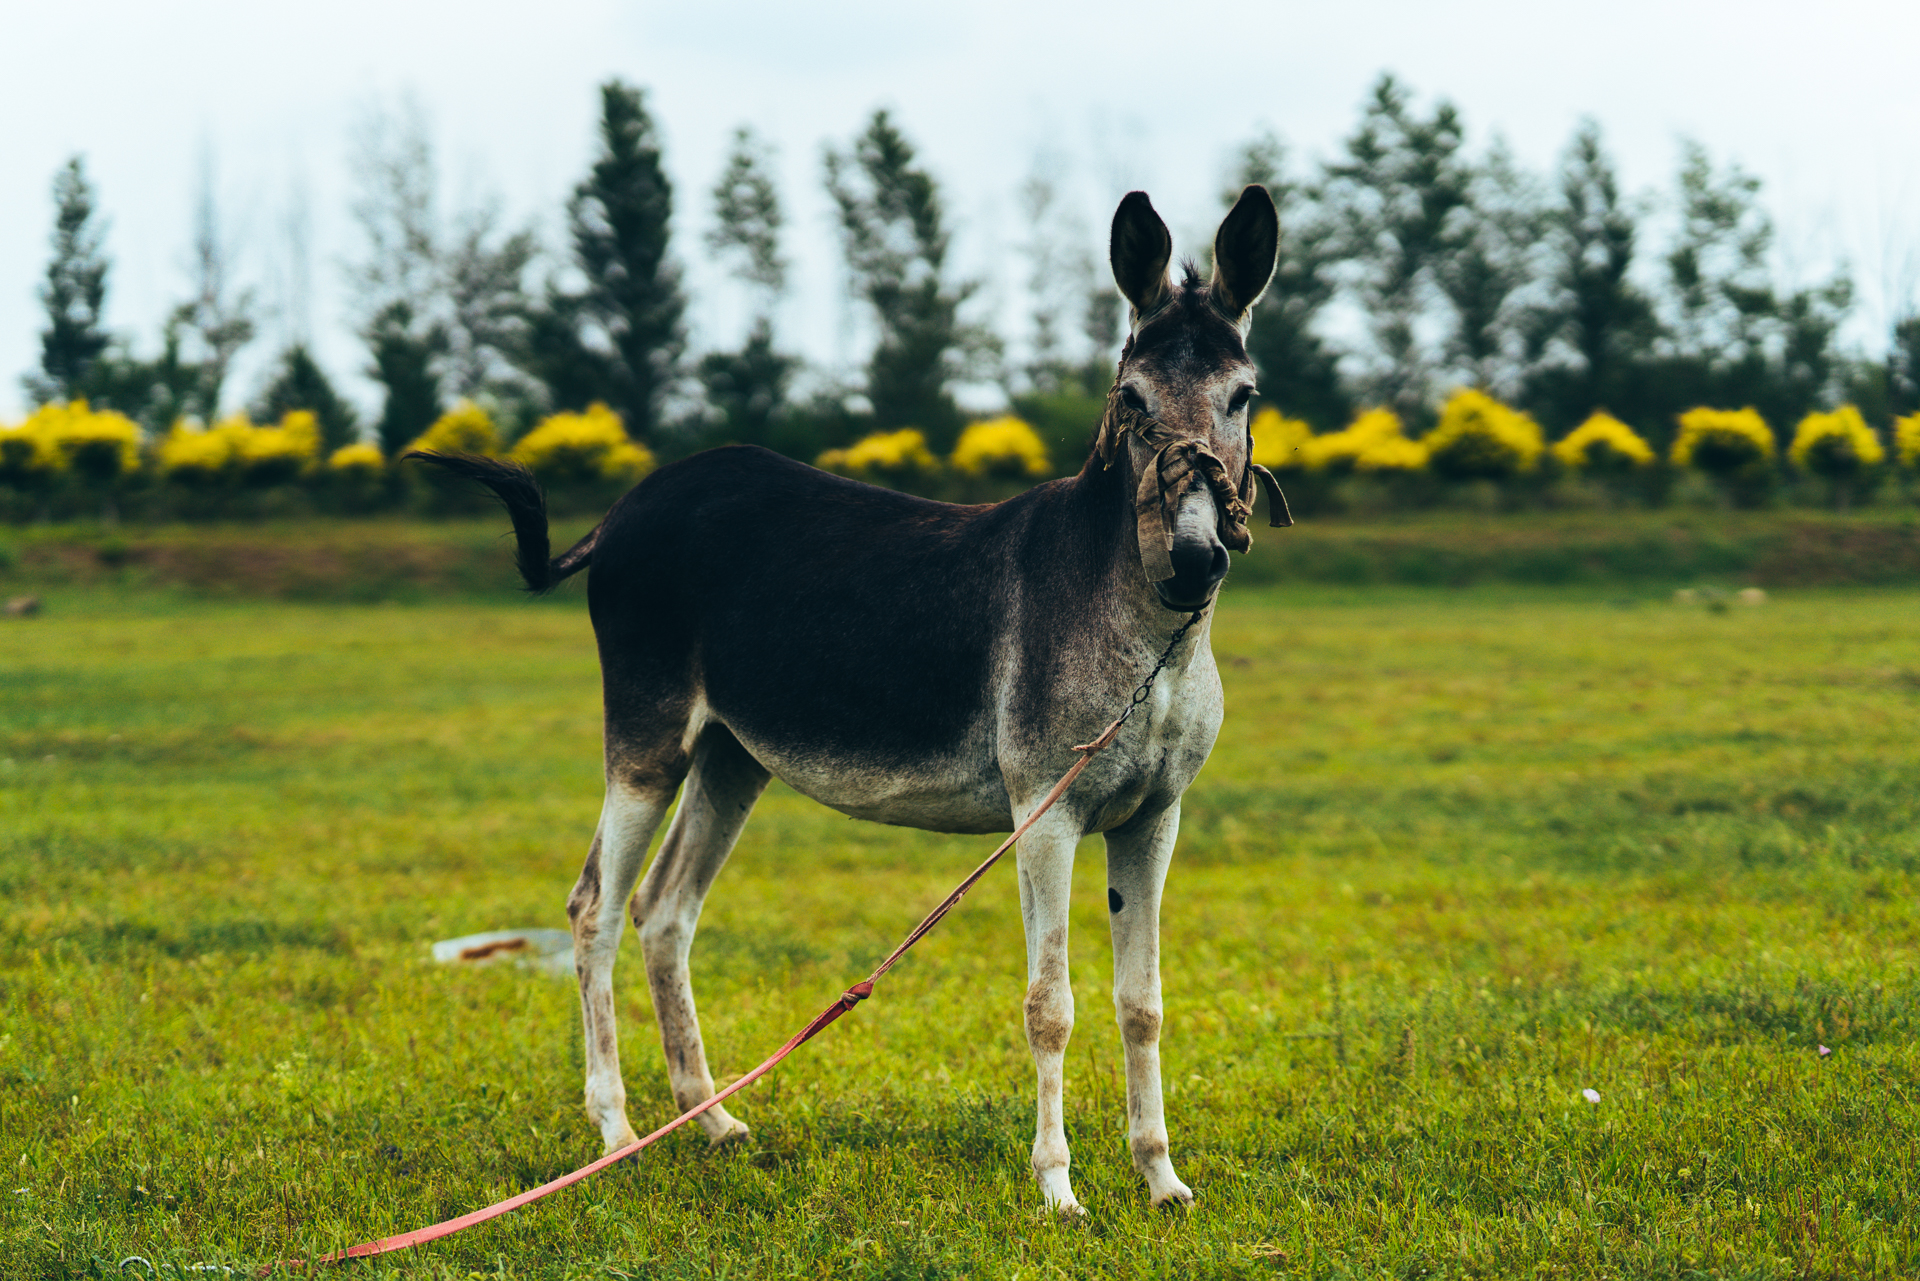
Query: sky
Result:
<box><xmin>5</xmin><ymin>0</ymin><xmax>1919</xmax><ymax>421</ymax></box>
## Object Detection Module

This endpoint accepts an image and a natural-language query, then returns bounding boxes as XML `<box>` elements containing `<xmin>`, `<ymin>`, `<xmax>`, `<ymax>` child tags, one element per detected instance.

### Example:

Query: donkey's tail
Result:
<box><xmin>404</xmin><ymin>451</ymin><xmax>599</xmax><ymax>595</ymax></box>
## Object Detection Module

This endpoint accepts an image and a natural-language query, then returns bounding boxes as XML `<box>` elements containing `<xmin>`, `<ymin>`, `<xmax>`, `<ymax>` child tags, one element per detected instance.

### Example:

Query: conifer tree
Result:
<box><xmin>536</xmin><ymin>80</ymin><xmax>686</xmax><ymax>440</ymax></box>
<box><xmin>1322</xmin><ymin>75</ymin><xmax>1470</xmax><ymax>418</ymax></box>
<box><xmin>826</xmin><ymin>110</ymin><xmax>985</xmax><ymax>451</ymax></box>
<box><xmin>349</xmin><ymin>101</ymin><xmax>447</xmax><ymax>452</ymax></box>
<box><xmin>26</xmin><ymin>157</ymin><xmax>112</xmax><ymax>406</ymax></box>
<box><xmin>255</xmin><ymin>344</ymin><xmax>359</xmax><ymax>453</ymax></box>
<box><xmin>1524</xmin><ymin>121</ymin><xmax>1655</xmax><ymax>430</ymax></box>
<box><xmin>699</xmin><ymin>127</ymin><xmax>796</xmax><ymax>445</ymax></box>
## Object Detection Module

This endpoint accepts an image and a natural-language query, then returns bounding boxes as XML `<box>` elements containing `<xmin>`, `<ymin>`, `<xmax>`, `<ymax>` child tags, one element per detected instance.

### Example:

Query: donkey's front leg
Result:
<box><xmin>1015</xmin><ymin>813</ymin><xmax>1084</xmax><ymax>1214</ymax></box>
<box><xmin>1104</xmin><ymin>800</ymin><xmax>1194</xmax><ymax>1207</ymax></box>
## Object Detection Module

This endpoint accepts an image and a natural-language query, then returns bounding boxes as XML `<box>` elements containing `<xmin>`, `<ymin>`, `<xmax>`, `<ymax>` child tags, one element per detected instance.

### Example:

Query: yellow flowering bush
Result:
<box><xmin>950</xmin><ymin>416</ymin><xmax>1050</xmax><ymax>479</ymax></box>
<box><xmin>1551</xmin><ymin>412</ymin><xmax>1656</xmax><ymax>471</ymax></box>
<box><xmin>1788</xmin><ymin>406</ymin><xmax>1884</xmax><ymax>480</ymax></box>
<box><xmin>817</xmin><ymin>428</ymin><xmax>940</xmax><ymax>483</ymax></box>
<box><xmin>1421</xmin><ymin>389</ymin><xmax>1543</xmax><ymax>481</ymax></box>
<box><xmin>408</xmin><ymin>401</ymin><xmax>499</xmax><ymax>457</ymax></box>
<box><xmin>1352</xmin><ymin>435</ymin><xmax>1431</xmax><ymax>472</ymax></box>
<box><xmin>327</xmin><ymin>442</ymin><xmax>386</xmax><ymax>480</ymax></box>
<box><xmin>511</xmin><ymin>403</ymin><xmax>654</xmax><ymax>486</ymax></box>
<box><xmin>1670</xmin><ymin>407</ymin><xmax>1774</xmax><ymax>476</ymax></box>
<box><xmin>30</xmin><ymin>400</ymin><xmax>142</xmax><ymax>483</ymax></box>
<box><xmin>0</xmin><ymin>418</ymin><xmax>60</xmax><ymax>490</ymax></box>
<box><xmin>1897</xmin><ymin>413</ymin><xmax>1920</xmax><ymax>470</ymax></box>
<box><xmin>159</xmin><ymin>412</ymin><xmax>319</xmax><ymax>488</ymax></box>
<box><xmin>1</xmin><ymin>400</ymin><xmax>143</xmax><ymax>489</ymax></box>
<box><xmin>1249</xmin><ymin>408</ymin><xmax>1315</xmax><ymax>472</ymax></box>
<box><xmin>1294</xmin><ymin>408</ymin><xmax>1413</xmax><ymax>472</ymax></box>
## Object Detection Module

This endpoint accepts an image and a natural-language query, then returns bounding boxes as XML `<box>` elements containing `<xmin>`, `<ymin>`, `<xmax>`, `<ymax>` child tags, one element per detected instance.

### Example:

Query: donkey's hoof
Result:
<box><xmin>601</xmin><ymin>1126</ymin><xmax>641</xmax><ymax>1158</ymax></box>
<box><xmin>1149</xmin><ymin>1180</ymin><xmax>1195</xmax><ymax>1210</ymax></box>
<box><xmin>705</xmin><ymin>1116</ymin><xmax>751</xmax><ymax>1147</ymax></box>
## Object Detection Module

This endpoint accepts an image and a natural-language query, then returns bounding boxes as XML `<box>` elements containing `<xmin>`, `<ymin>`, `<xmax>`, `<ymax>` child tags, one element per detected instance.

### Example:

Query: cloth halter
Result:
<box><xmin>1093</xmin><ymin>384</ymin><xmax>1294</xmax><ymax>584</ymax></box>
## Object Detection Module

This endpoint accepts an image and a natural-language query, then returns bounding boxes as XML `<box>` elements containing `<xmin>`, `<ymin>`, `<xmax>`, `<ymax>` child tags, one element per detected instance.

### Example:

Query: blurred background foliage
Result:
<box><xmin>9</xmin><ymin>73</ymin><xmax>1920</xmax><ymax>522</ymax></box>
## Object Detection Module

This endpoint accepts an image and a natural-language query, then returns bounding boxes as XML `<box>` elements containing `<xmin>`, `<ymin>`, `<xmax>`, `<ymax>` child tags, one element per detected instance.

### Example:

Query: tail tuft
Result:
<box><xmin>405</xmin><ymin>451</ymin><xmax>596</xmax><ymax>593</ymax></box>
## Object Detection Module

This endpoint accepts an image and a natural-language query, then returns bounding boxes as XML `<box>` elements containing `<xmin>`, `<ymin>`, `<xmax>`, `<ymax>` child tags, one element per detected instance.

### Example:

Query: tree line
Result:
<box><xmin>21</xmin><ymin>74</ymin><xmax>1920</xmax><ymax>470</ymax></box>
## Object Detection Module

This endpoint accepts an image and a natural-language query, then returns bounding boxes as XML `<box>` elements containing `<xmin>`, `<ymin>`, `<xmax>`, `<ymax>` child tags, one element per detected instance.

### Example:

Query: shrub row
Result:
<box><xmin>7</xmin><ymin>389</ymin><xmax>1919</xmax><ymax>522</ymax></box>
<box><xmin>0</xmin><ymin>400</ymin><xmax>653</xmax><ymax>520</ymax></box>
<box><xmin>1253</xmin><ymin>391</ymin><xmax>1920</xmax><ymax>509</ymax></box>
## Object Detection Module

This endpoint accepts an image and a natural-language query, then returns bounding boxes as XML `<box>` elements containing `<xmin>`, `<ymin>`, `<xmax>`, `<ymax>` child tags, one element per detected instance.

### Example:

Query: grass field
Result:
<box><xmin>4</xmin><ymin>562</ymin><xmax>1919</xmax><ymax>1277</ymax></box>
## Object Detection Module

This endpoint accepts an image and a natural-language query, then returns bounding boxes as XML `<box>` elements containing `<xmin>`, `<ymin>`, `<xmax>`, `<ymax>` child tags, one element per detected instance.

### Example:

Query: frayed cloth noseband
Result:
<box><xmin>1094</xmin><ymin>385</ymin><xmax>1293</xmax><ymax>584</ymax></box>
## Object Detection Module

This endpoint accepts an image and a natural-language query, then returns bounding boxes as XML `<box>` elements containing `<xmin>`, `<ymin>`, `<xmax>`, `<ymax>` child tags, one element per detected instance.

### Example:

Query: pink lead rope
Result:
<box><xmin>273</xmin><ymin>608</ymin><xmax>1206</xmax><ymax>1271</ymax></box>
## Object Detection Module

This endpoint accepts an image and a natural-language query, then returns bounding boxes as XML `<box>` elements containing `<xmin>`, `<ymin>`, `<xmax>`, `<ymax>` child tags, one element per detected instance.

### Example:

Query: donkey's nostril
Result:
<box><xmin>1206</xmin><ymin>542</ymin><xmax>1230</xmax><ymax>586</ymax></box>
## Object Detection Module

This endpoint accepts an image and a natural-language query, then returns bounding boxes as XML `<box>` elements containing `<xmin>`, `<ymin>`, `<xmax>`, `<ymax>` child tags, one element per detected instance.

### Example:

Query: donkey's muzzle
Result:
<box><xmin>1155</xmin><ymin>537</ymin><xmax>1229</xmax><ymax>611</ymax></box>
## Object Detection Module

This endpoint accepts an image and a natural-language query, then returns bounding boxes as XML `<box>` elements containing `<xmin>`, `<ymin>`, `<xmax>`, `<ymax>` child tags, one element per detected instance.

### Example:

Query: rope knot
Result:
<box><xmin>842</xmin><ymin>981</ymin><xmax>874</xmax><ymax>1007</ymax></box>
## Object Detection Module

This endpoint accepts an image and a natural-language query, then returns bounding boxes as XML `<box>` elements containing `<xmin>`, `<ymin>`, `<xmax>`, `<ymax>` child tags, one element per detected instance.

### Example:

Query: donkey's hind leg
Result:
<box><xmin>629</xmin><ymin>723</ymin><xmax>770</xmax><ymax>1143</ymax></box>
<box><xmin>569</xmin><ymin>763</ymin><xmax>684</xmax><ymax>1154</ymax></box>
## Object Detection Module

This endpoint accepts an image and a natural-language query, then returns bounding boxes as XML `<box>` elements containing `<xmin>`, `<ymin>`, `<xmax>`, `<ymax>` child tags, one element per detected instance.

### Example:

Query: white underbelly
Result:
<box><xmin>737</xmin><ymin>733</ymin><xmax>1015</xmax><ymax>835</ymax></box>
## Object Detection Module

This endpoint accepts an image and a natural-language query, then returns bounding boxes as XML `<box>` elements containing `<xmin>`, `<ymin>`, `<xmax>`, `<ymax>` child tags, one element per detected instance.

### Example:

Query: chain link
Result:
<box><xmin>1115</xmin><ymin>608</ymin><xmax>1206</xmax><ymax>725</ymax></box>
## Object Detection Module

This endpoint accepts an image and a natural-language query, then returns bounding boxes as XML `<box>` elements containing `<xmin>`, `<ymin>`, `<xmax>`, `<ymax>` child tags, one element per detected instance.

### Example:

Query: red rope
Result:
<box><xmin>270</xmin><ymin>720</ymin><xmax>1129</xmax><ymax>1271</ymax></box>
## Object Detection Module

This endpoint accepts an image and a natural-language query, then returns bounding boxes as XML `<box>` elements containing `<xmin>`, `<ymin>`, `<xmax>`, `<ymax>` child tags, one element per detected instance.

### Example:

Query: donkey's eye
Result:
<box><xmin>1227</xmin><ymin>386</ymin><xmax>1254</xmax><ymax>414</ymax></box>
<box><xmin>1120</xmin><ymin>386</ymin><xmax>1148</xmax><ymax>413</ymax></box>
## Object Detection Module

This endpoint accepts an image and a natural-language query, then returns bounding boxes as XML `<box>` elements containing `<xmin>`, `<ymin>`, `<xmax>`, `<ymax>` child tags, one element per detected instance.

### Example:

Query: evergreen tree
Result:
<box><xmin>26</xmin><ymin>157</ymin><xmax>112</xmax><ymax>406</ymax></box>
<box><xmin>1437</xmin><ymin>141</ymin><xmax>1545</xmax><ymax>397</ymax></box>
<box><xmin>443</xmin><ymin>205</ymin><xmax>543</xmax><ymax>430</ymax></box>
<box><xmin>366</xmin><ymin>300</ymin><xmax>447</xmax><ymax>455</ymax></box>
<box><xmin>1891</xmin><ymin>314</ymin><xmax>1920</xmax><ymax>417</ymax></box>
<box><xmin>349</xmin><ymin>100</ymin><xmax>448</xmax><ymax>451</ymax></box>
<box><xmin>255</xmin><ymin>344</ymin><xmax>359</xmax><ymax>453</ymax></box>
<box><xmin>826</xmin><ymin>110</ymin><xmax>985</xmax><ymax>451</ymax></box>
<box><xmin>1227</xmin><ymin>133</ymin><xmax>1350</xmax><ymax>431</ymax></box>
<box><xmin>1664</xmin><ymin>142</ymin><xmax>1776</xmax><ymax>364</ymax></box>
<box><xmin>533</xmin><ymin>80</ymin><xmax>686</xmax><ymax>440</ymax></box>
<box><xmin>1521</xmin><ymin>121</ymin><xmax>1656</xmax><ymax>434</ymax></box>
<box><xmin>699</xmin><ymin>127</ymin><xmax>796</xmax><ymax>445</ymax></box>
<box><xmin>1322</xmin><ymin>75</ymin><xmax>1470</xmax><ymax>418</ymax></box>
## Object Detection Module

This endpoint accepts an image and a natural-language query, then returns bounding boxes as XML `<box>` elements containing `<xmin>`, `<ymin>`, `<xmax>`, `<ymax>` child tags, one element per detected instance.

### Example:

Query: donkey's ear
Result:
<box><xmin>1110</xmin><ymin>191</ymin><xmax>1173</xmax><ymax>318</ymax></box>
<box><xmin>1211</xmin><ymin>184</ymin><xmax>1280</xmax><ymax>324</ymax></box>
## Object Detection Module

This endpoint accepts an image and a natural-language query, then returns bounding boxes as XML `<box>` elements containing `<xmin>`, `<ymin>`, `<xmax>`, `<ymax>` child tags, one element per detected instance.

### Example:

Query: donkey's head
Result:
<box><xmin>1107</xmin><ymin>186</ymin><xmax>1280</xmax><ymax>611</ymax></box>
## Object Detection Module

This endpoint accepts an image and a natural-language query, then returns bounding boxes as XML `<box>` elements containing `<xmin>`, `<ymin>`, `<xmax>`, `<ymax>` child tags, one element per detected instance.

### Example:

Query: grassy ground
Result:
<box><xmin>3</xmin><ymin>570</ymin><xmax>1918</xmax><ymax>1278</ymax></box>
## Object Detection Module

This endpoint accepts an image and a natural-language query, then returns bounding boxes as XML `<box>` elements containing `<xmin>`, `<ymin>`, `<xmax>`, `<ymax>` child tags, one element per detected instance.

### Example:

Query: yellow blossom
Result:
<box><xmin>1293</xmin><ymin>407</ymin><xmax>1409</xmax><ymax>472</ymax></box>
<box><xmin>1671</xmin><ymin>407</ymin><xmax>1774</xmax><ymax>474</ymax></box>
<box><xmin>1551</xmin><ymin>412</ymin><xmax>1656</xmax><ymax>470</ymax></box>
<box><xmin>1249</xmin><ymin>408</ymin><xmax>1314</xmax><ymax>471</ymax></box>
<box><xmin>950</xmin><ymin>416</ymin><xmax>1050</xmax><ymax>479</ymax></box>
<box><xmin>1788</xmin><ymin>406</ymin><xmax>1884</xmax><ymax>478</ymax></box>
<box><xmin>817</xmin><ymin>428</ymin><xmax>940</xmax><ymax>481</ymax></box>
<box><xmin>511</xmin><ymin>403</ymin><xmax>654</xmax><ymax>485</ymax></box>
<box><xmin>327</xmin><ymin>442</ymin><xmax>386</xmax><ymax>479</ymax></box>
<box><xmin>1421</xmin><ymin>389</ymin><xmax>1543</xmax><ymax>480</ymax></box>
<box><xmin>409</xmin><ymin>401</ymin><xmax>500</xmax><ymax>457</ymax></box>
<box><xmin>1896</xmin><ymin>413</ymin><xmax>1920</xmax><ymax>470</ymax></box>
<box><xmin>27</xmin><ymin>400</ymin><xmax>142</xmax><ymax>482</ymax></box>
<box><xmin>1352</xmin><ymin>435</ymin><xmax>1430</xmax><ymax>472</ymax></box>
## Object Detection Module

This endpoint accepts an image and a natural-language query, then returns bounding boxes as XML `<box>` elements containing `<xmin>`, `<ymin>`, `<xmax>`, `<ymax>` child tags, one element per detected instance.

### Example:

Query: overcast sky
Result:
<box><xmin>6</xmin><ymin>0</ymin><xmax>1919</xmax><ymax>421</ymax></box>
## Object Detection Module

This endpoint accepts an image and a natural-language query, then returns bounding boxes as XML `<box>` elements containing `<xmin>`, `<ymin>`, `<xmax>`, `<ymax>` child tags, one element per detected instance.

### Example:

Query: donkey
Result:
<box><xmin>414</xmin><ymin>185</ymin><xmax>1285</xmax><ymax>1213</ymax></box>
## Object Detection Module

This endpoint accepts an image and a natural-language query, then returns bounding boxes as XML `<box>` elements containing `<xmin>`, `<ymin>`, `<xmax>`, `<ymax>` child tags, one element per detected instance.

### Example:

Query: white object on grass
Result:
<box><xmin>1581</xmin><ymin>1088</ymin><xmax>1601</xmax><ymax>1104</ymax></box>
<box><xmin>431</xmin><ymin>929</ymin><xmax>573</xmax><ymax>976</ymax></box>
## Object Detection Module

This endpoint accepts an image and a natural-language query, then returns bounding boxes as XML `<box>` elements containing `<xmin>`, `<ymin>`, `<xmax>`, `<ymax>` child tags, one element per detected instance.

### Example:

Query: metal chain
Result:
<box><xmin>1117</xmin><ymin>607</ymin><xmax>1207</xmax><ymax>724</ymax></box>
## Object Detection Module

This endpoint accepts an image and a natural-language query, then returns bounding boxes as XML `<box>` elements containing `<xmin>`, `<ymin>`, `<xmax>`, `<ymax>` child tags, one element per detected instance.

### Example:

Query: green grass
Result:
<box><xmin>4</xmin><ymin>577</ymin><xmax>1919</xmax><ymax>1278</ymax></box>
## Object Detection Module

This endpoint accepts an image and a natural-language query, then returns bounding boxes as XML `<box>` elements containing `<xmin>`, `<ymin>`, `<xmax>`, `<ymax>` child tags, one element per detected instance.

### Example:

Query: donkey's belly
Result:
<box><xmin>728</xmin><ymin>725</ymin><xmax>1015</xmax><ymax>835</ymax></box>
